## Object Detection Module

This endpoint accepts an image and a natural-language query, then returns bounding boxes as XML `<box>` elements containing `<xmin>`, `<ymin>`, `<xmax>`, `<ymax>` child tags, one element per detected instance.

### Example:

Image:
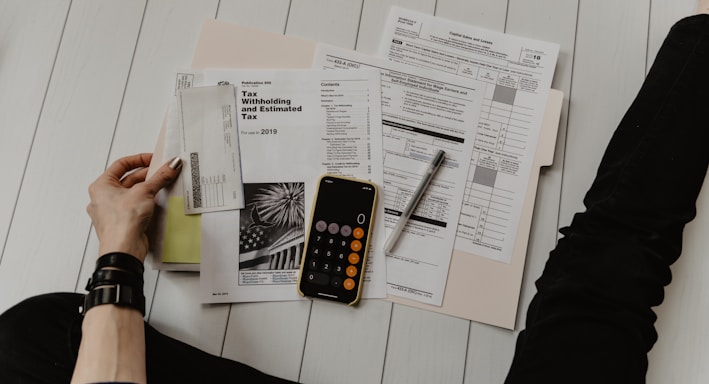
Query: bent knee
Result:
<box><xmin>0</xmin><ymin>293</ymin><xmax>83</xmax><ymax>382</ymax></box>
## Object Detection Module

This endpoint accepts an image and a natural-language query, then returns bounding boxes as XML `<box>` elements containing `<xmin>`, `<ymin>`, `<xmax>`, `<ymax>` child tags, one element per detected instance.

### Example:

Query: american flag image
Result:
<box><xmin>238</xmin><ymin>183</ymin><xmax>305</xmax><ymax>271</ymax></box>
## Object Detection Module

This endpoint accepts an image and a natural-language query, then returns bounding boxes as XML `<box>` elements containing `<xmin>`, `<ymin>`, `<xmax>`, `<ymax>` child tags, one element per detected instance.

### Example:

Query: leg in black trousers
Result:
<box><xmin>0</xmin><ymin>293</ymin><xmax>297</xmax><ymax>384</ymax></box>
<box><xmin>506</xmin><ymin>15</ymin><xmax>709</xmax><ymax>384</ymax></box>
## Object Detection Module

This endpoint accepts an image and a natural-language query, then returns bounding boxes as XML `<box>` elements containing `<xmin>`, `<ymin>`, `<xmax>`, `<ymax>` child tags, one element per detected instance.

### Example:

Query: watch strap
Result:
<box><xmin>86</xmin><ymin>268</ymin><xmax>143</xmax><ymax>291</ymax></box>
<box><xmin>82</xmin><ymin>284</ymin><xmax>146</xmax><ymax>316</ymax></box>
<box><xmin>96</xmin><ymin>252</ymin><xmax>144</xmax><ymax>277</ymax></box>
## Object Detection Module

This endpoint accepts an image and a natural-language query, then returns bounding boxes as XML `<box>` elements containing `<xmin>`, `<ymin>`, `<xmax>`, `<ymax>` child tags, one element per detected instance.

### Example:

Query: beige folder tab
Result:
<box><xmin>192</xmin><ymin>19</ymin><xmax>316</xmax><ymax>70</ymax></box>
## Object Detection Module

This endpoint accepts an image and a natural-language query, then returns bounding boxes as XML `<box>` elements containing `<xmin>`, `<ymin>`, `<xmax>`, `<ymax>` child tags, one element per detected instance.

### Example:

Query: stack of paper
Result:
<box><xmin>148</xmin><ymin>6</ymin><xmax>562</xmax><ymax>330</ymax></box>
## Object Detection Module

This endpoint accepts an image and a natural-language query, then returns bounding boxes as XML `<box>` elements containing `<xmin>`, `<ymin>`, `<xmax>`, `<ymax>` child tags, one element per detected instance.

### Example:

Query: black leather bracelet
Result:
<box><xmin>95</xmin><ymin>252</ymin><xmax>144</xmax><ymax>277</ymax></box>
<box><xmin>85</xmin><ymin>268</ymin><xmax>144</xmax><ymax>291</ymax></box>
<box><xmin>81</xmin><ymin>284</ymin><xmax>146</xmax><ymax>316</ymax></box>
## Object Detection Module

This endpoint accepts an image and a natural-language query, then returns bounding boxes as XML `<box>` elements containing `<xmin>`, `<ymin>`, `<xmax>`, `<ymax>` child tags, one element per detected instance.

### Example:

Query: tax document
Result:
<box><xmin>193</xmin><ymin>69</ymin><xmax>387</xmax><ymax>303</ymax></box>
<box><xmin>379</xmin><ymin>7</ymin><xmax>559</xmax><ymax>263</ymax></box>
<box><xmin>314</xmin><ymin>46</ymin><xmax>485</xmax><ymax>306</ymax></box>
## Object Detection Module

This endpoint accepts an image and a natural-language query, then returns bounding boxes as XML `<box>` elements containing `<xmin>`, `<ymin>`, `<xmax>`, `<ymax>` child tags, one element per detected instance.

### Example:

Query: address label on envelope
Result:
<box><xmin>177</xmin><ymin>85</ymin><xmax>245</xmax><ymax>214</ymax></box>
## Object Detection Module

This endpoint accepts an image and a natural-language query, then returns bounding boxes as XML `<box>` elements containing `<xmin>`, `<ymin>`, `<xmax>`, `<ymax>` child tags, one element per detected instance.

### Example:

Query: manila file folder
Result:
<box><xmin>149</xmin><ymin>18</ymin><xmax>564</xmax><ymax>330</ymax></box>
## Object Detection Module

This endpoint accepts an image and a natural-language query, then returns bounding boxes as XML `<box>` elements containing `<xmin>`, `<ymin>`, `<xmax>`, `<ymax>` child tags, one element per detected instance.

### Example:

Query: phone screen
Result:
<box><xmin>298</xmin><ymin>175</ymin><xmax>377</xmax><ymax>305</ymax></box>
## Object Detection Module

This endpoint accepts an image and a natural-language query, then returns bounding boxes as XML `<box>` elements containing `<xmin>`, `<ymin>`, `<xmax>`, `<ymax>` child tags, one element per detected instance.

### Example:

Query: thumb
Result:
<box><xmin>142</xmin><ymin>156</ymin><xmax>183</xmax><ymax>196</ymax></box>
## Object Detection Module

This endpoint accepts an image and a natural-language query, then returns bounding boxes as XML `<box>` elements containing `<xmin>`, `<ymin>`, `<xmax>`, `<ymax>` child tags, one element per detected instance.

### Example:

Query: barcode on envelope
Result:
<box><xmin>190</xmin><ymin>152</ymin><xmax>202</xmax><ymax>208</ymax></box>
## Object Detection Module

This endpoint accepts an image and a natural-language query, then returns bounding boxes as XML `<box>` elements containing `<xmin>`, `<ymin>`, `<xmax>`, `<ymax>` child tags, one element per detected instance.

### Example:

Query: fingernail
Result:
<box><xmin>169</xmin><ymin>156</ymin><xmax>182</xmax><ymax>170</ymax></box>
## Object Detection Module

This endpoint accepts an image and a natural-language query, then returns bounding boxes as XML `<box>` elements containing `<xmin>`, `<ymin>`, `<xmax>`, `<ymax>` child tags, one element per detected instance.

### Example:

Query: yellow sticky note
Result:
<box><xmin>163</xmin><ymin>196</ymin><xmax>201</xmax><ymax>263</ymax></box>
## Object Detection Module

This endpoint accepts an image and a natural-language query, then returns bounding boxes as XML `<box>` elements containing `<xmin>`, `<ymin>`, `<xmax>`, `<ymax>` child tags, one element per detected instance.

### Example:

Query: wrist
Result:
<box><xmin>98</xmin><ymin>239</ymin><xmax>146</xmax><ymax>263</ymax></box>
<box><xmin>96</xmin><ymin>225</ymin><xmax>147</xmax><ymax>259</ymax></box>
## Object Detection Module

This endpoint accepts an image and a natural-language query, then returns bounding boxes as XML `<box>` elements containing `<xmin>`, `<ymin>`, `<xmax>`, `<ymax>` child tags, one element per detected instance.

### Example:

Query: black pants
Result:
<box><xmin>3</xmin><ymin>15</ymin><xmax>709</xmax><ymax>384</ymax></box>
<box><xmin>506</xmin><ymin>14</ymin><xmax>709</xmax><ymax>384</ymax></box>
<box><xmin>0</xmin><ymin>292</ymin><xmax>296</xmax><ymax>384</ymax></box>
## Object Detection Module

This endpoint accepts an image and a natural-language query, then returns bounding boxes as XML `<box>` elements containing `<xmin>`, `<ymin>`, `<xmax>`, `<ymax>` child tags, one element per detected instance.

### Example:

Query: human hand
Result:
<box><xmin>87</xmin><ymin>153</ymin><xmax>182</xmax><ymax>263</ymax></box>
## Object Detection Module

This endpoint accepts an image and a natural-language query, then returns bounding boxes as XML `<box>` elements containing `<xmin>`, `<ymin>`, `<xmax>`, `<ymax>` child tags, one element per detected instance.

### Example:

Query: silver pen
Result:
<box><xmin>384</xmin><ymin>149</ymin><xmax>446</xmax><ymax>253</ymax></box>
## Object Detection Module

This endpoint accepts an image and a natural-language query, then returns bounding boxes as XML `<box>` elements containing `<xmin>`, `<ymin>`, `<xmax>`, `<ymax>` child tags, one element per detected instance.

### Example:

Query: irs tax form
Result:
<box><xmin>193</xmin><ymin>69</ymin><xmax>387</xmax><ymax>303</ymax></box>
<box><xmin>379</xmin><ymin>7</ymin><xmax>560</xmax><ymax>264</ymax></box>
<box><xmin>314</xmin><ymin>46</ymin><xmax>485</xmax><ymax>306</ymax></box>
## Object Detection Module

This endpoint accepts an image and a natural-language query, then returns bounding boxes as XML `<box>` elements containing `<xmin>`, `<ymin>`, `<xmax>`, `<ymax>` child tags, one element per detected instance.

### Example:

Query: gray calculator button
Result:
<box><xmin>340</xmin><ymin>225</ymin><xmax>352</xmax><ymax>237</ymax></box>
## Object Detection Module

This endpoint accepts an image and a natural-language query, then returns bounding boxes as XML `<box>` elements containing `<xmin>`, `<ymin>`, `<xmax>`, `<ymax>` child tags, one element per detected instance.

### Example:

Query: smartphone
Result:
<box><xmin>297</xmin><ymin>175</ymin><xmax>377</xmax><ymax>305</ymax></box>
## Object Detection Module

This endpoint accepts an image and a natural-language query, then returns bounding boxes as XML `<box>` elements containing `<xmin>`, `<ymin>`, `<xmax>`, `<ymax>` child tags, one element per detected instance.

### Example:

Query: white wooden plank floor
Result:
<box><xmin>1</xmin><ymin>0</ymin><xmax>708</xmax><ymax>382</ymax></box>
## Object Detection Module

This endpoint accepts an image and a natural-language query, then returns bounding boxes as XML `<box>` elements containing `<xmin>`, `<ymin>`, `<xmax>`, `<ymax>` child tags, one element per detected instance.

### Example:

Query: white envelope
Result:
<box><xmin>177</xmin><ymin>85</ymin><xmax>245</xmax><ymax>214</ymax></box>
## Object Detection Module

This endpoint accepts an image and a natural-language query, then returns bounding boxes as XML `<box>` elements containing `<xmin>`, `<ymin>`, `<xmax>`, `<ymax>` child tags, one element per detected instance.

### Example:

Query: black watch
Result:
<box><xmin>82</xmin><ymin>284</ymin><xmax>146</xmax><ymax>316</ymax></box>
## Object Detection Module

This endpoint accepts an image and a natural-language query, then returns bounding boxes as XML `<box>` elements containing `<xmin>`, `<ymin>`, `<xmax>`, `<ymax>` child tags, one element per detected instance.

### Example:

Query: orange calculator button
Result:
<box><xmin>350</xmin><ymin>240</ymin><xmax>362</xmax><ymax>252</ymax></box>
<box><xmin>348</xmin><ymin>252</ymin><xmax>360</xmax><ymax>265</ymax></box>
<box><xmin>353</xmin><ymin>227</ymin><xmax>364</xmax><ymax>239</ymax></box>
<box><xmin>346</xmin><ymin>265</ymin><xmax>358</xmax><ymax>277</ymax></box>
<box><xmin>343</xmin><ymin>278</ymin><xmax>356</xmax><ymax>290</ymax></box>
